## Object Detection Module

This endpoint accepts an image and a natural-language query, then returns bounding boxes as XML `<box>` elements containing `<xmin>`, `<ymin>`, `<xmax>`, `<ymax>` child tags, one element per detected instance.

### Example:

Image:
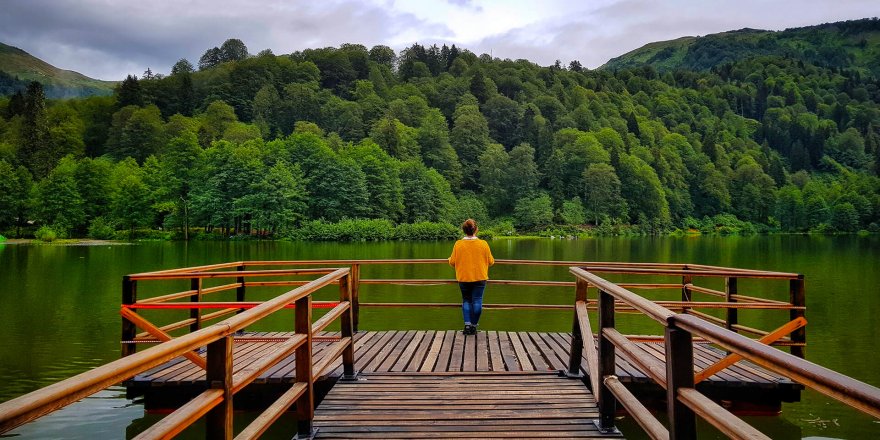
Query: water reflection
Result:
<box><xmin>1</xmin><ymin>236</ymin><xmax>878</xmax><ymax>438</ymax></box>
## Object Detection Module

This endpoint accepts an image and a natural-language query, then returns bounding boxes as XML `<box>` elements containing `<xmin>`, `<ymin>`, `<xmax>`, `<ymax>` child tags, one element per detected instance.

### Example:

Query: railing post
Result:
<box><xmin>665</xmin><ymin>324</ymin><xmax>696</xmax><ymax>440</ymax></box>
<box><xmin>725</xmin><ymin>277</ymin><xmax>738</xmax><ymax>332</ymax></box>
<box><xmin>206</xmin><ymin>335</ymin><xmax>233</xmax><ymax>439</ymax></box>
<box><xmin>567</xmin><ymin>278</ymin><xmax>588</xmax><ymax>379</ymax></box>
<box><xmin>294</xmin><ymin>295</ymin><xmax>315</xmax><ymax>439</ymax></box>
<box><xmin>236</xmin><ymin>264</ymin><xmax>246</xmax><ymax>314</ymax></box>
<box><xmin>340</xmin><ymin>272</ymin><xmax>357</xmax><ymax>380</ymax></box>
<box><xmin>351</xmin><ymin>264</ymin><xmax>360</xmax><ymax>332</ymax></box>
<box><xmin>790</xmin><ymin>275</ymin><xmax>806</xmax><ymax>358</ymax></box>
<box><xmin>121</xmin><ymin>276</ymin><xmax>137</xmax><ymax>357</ymax></box>
<box><xmin>596</xmin><ymin>289</ymin><xmax>617</xmax><ymax>433</ymax></box>
<box><xmin>190</xmin><ymin>277</ymin><xmax>202</xmax><ymax>333</ymax></box>
<box><xmin>681</xmin><ymin>267</ymin><xmax>692</xmax><ymax>314</ymax></box>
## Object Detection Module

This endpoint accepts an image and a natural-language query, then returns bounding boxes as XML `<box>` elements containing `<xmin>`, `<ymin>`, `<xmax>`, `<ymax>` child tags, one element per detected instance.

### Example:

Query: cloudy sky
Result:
<box><xmin>1</xmin><ymin>0</ymin><xmax>878</xmax><ymax>80</ymax></box>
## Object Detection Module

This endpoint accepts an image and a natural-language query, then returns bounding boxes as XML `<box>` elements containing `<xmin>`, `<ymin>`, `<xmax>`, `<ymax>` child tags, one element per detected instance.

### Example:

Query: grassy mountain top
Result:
<box><xmin>0</xmin><ymin>42</ymin><xmax>115</xmax><ymax>99</ymax></box>
<box><xmin>602</xmin><ymin>18</ymin><xmax>880</xmax><ymax>76</ymax></box>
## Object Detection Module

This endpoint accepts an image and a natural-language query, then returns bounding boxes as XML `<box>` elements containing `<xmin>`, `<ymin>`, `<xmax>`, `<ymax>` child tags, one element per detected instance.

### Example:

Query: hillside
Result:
<box><xmin>0</xmin><ymin>42</ymin><xmax>115</xmax><ymax>98</ymax></box>
<box><xmin>602</xmin><ymin>18</ymin><xmax>880</xmax><ymax>76</ymax></box>
<box><xmin>1</xmin><ymin>26</ymin><xmax>879</xmax><ymax>240</ymax></box>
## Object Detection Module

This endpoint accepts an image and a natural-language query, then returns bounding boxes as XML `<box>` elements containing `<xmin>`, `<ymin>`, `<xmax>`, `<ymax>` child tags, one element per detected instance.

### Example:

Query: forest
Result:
<box><xmin>1</xmin><ymin>22</ymin><xmax>880</xmax><ymax>241</ymax></box>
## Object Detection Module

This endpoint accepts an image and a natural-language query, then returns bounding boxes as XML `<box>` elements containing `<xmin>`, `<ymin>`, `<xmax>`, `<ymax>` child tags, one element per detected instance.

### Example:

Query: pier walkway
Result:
<box><xmin>313</xmin><ymin>373</ymin><xmax>614</xmax><ymax>439</ymax></box>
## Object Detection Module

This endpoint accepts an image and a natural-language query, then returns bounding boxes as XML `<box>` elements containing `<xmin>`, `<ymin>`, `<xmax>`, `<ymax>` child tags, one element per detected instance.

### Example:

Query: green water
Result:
<box><xmin>1</xmin><ymin>236</ymin><xmax>878</xmax><ymax>439</ymax></box>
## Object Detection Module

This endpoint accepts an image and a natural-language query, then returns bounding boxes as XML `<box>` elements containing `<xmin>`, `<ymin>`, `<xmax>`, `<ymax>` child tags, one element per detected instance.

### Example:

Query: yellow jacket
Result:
<box><xmin>448</xmin><ymin>238</ymin><xmax>495</xmax><ymax>282</ymax></box>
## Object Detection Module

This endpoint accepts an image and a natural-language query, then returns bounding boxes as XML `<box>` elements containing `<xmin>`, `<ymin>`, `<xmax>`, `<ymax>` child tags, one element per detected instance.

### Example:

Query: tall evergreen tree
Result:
<box><xmin>116</xmin><ymin>75</ymin><xmax>144</xmax><ymax>108</ymax></box>
<box><xmin>20</xmin><ymin>82</ymin><xmax>51</xmax><ymax>177</ymax></box>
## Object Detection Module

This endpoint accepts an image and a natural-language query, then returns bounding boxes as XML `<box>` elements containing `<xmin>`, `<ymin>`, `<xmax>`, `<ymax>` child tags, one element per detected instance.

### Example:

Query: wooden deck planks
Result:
<box><xmin>313</xmin><ymin>373</ymin><xmax>619</xmax><ymax>439</ymax></box>
<box><xmin>126</xmin><ymin>330</ymin><xmax>802</xmax><ymax>405</ymax></box>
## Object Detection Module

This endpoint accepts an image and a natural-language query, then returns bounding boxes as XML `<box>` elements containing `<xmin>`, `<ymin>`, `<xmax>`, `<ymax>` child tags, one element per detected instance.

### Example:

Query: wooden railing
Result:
<box><xmin>122</xmin><ymin>260</ymin><xmax>806</xmax><ymax>352</ymax></box>
<box><xmin>568</xmin><ymin>266</ymin><xmax>880</xmax><ymax>439</ymax></box>
<box><xmin>0</xmin><ymin>259</ymin><xmax>816</xmax><ymax>439</ymax></box>
<box><xmin>0</xmin><ymin>267</ymin><xmax>355</xmax><ymax>439</ymax></box>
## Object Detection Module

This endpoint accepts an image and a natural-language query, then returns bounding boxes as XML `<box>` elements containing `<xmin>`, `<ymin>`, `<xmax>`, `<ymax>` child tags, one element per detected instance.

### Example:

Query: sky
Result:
<box><xmin>1</xmin><ymin>0</ymin><xmax>878</xmax><ymax>80</ymax></box>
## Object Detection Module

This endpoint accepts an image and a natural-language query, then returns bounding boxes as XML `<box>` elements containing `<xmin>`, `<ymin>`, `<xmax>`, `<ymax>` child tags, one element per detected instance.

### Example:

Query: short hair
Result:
<box><xmin>462</xmin><ymin>218</ymin><xmax>477</xmax><ymax>236</ymax></box>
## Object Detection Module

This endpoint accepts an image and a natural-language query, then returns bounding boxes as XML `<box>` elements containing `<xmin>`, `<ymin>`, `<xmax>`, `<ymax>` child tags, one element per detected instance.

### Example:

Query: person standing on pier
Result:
<box><xmin>448</xmin><ymin>219</ymin><xmax>495</xmax><ymax>335</ymax></box>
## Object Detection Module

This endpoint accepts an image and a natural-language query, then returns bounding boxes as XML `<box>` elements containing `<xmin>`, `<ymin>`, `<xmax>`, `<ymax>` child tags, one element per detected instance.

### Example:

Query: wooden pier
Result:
<box><xmin>127</xmin><ymin>330</ymin><xmax>801</xmax><ymax>413</ymax></box>
<box><xmin>3</xmin><ymin>259</ymin><xmax>880</xmax><ymax>440</ymax></box>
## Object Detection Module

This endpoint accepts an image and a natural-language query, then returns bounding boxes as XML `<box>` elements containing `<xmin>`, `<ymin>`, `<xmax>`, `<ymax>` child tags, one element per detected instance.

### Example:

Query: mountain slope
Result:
<box><xmin>602</xmin><ymin>18</ymin><xmax>880</xmax><ymax>76</ymax></box>
<box><xmin>0</xmin><ymin>42</ymin><xmax>115</xmax><ymax>98</ymax></box>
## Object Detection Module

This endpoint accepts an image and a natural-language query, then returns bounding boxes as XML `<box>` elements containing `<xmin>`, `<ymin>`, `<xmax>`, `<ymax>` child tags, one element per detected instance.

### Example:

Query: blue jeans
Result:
<box><xmin>459</xmin><ymin>280</ymin><xmax>487</xmax><ymax>325</ymax></box>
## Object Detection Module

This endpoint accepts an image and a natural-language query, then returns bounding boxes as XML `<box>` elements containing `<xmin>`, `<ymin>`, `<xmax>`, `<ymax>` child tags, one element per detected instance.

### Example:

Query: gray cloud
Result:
<box><xmin>0</xmin><ymin>0</ymin><xmax>446</xmax><ymax>80</ymax></box>
<box><xmin>468</xmin><ymin>0</ymin><xmax>879</xmax><ymax>67</ymax></box>
<box><xmin>0</xmin><ymin>0</ymin><xmax>877</xmax><ymax>79</ymax></box>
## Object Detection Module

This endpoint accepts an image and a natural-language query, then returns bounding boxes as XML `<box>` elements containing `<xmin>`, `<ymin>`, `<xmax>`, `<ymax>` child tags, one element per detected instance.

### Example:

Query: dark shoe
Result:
<box><xmin>464</xmin><ymin>324</ymin><xmax>474</xmax><ymax>335</ymax></box>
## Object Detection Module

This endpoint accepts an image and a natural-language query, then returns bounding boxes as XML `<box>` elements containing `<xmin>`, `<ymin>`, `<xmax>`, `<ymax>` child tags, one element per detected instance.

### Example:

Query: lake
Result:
<box><xmin>1</xmin><ymin>236</ymin><xmax>878</xmax><ymax>438</ymax></box>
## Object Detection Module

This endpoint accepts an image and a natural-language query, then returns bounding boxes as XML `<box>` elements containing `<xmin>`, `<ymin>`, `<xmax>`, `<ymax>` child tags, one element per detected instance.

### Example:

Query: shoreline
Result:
<box><xmin>2</xmin><ymin>231</ymin><xmax>876</xmax><ymax>246</ymax></box>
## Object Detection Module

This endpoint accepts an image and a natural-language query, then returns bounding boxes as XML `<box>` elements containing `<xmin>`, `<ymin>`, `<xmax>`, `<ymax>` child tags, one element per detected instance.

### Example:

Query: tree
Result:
<box><xmin>559</xmin><ymin>197</ymin><xmax>586</xmax><ymax>224</ymax></box>
<box><xmin>617</xmin><ymin>154</ymin><xmax>669</xmax><ymax>225</ymax></box>
<box><xmin>110</xmin><ymin>160</ymin><xmax>153</xmax><ymax>235</ymax></box>
<box><xmin>482</xmin><ymin>95</ymin><xmax>522</xmax><ymax>148</ymax></box>
<box><xmin>418</xmin><ymin>109</ymin><xmax>462</xmax><ymax>188</ymax></box>
<box><xmin>171</xmin><ymin>59</ymin><xmax>194</xmax><ymax>75</ymax></box>
<box><xmin>341</xmin><ymin>141</ymin><xmax>404</xmax><ymax>220</ymax></box>
<box><xmin>321</xmin><ymin>96</ymin><xmax>365</xmax><ymax>141</ymax></box>
<box><xmin>42</xmin><ymin>104</ymin><xmax>86</xmax><ymax>170</ymax></box>
<box><xmin>451</xmin><ymin>104</ymin><xmax>490</xmax><ymax>189</ymax></box>
<box><xmin>19</xmin><ymin>82</ymin><xmax>50</xmax><ymax>177</ymax></box>
<box><xmin>828</xmin><ymin>127</ymin><xmax>870</xmax><ymax>169</ymax></box>
<box><xmin>74</xmin><ymin>157</ymin><xmax>112</xmax><ymax>225</ymax></box>
<box><xmin>775</xmin><ymin>185</ymin><xmax>805</xmax><ymax>231</ymax></box>
<box><xmin>507</xmin><ymin>143</ymin><xmax>539</xmax><ymax>198</ymax></box>
<box><xmin>282</xmin><ymin>83</ymin><xmax>321</xmax><ymax>130</ymax></box>
<box><xmin>198</xmin><ymin>47</ymin><xmax>222</xmax><ymax>70</ymax></box>
<box><xmin>0</xmin><ymin>160</ymin><xmax>33</xmax><ymax>235</ymax></box>
<box><xmin>201</xmin><ymin>100</ymin><xmax>238</xmax><ymax>144</ymax></box>
<box><xmin>399</xmin><ymin>160</ymin><xmax>454</xmax><ymax>223</ymax></box>
<box><xmin>583</xmin><ymin>163</ymin><xmax>626</xmax><ymax>224</ymax></box>
<box><xmin>234</xmin><ymin>161</ymin><xmax>307</xmax><ymax>234</ymax></box>
<box><xmin>804</xmin><ymin>192</ymin><xmax>830</xmax><ymax>229</ymax></box>
<box><xmin>368</xmin><ymin>45</ymin><xmax>397</xmax><ymax>68</ymax></box>
<box><xmin>831</xmin><ymin>202</ymin><xmax>859</xmax><ymax>232</ymax></box>
<box><xmin>107</xmin><ymin>105</ymin><xmax>165</xmax><ymax>162</ymax></box>
<box><xmin>546</xmin><ymin>130</ymin><xmax>609</xmax><ymax>203</ymax></box>
<box><xmin>520</xmin><ymin>104</ymin><xmax>553</xmax><ymax>164</ymax></box>
<box><xmin>219</xmin><ymin>39</ymin><xmax>249</xmax><ymax>62</ymax></box>
<box><xmin>479</xmin><ymin>143</ymin><xmax>510</xmax><ymax>215</ymax></box>
<box><xmin>252</xmin><ymin>84</ymin><xmax>282</xmax><ymax>138</ymax></box>
<box><xmin>35</xmin><ymin>156</ymin><xmax>85</xmax><ymax>234</ymax></box>
<box><xmin>730</xmin><ymin>156</ymin><xmax>776</xmax><ymax>222</ymax></box>
<box><xmin>284</xmin><ymin>134</ymin><xmax>370</xmax><ymax>221</ymax></box>
<box><xmin>513</xmin><ymin>193</ymin><xmax>554</xmax><ymax>230</ymax></box>
<box><xmin>116</xmin><ymin>75</ymin><xmax>144</xmax><ymax>108</ymax></box>
<box><xmin>469</xmin><ymin>69</ymin><xmax>490</xmax><ymax>104</ymax></box>
<box><xmin>450</xmin><ymin>193</ymin><xmax>489</xmax><ymax>225</ymax></box>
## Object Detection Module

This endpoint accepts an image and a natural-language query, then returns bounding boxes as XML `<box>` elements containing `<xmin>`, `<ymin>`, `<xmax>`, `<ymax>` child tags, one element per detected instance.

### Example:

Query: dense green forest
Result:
<box><xmin>604</xmin><ymin>18</ymin><xmax>880</xmax><ymax>76</ymax></box>
<box><xmin>1</xmin><ymin>19</ymin><xmax>880</xmax><ymax>241</ymax></box>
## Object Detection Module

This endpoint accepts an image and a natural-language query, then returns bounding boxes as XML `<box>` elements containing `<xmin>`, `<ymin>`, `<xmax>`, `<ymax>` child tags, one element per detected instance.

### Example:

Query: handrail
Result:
<box><xmin>121</xmin><ymin>259</ymin><xmax>806</xmax><ymax>357</ymax></box>
<box><xmin>673</xmin><ymin>314</ymin><xmax>880</xmax><ymax>418</ymax></box>
<box><xmin>568</xmin><ymin>267</ymin><xmax>880</xmax><ymax>440</ymax></box>
<box><xmin>0</xmin><ymin>268</ymin><xmax>354</xmax><ymax>438</ymax></box>
<box><xmin>128</xmin><ymin>259</ymin><xmax>800</xmax><ymax>277</ymax></box>
<box><xmin>570</xmin><ymin>266</ymin><xmax>675</xmax><ymax>325</ymax></box>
